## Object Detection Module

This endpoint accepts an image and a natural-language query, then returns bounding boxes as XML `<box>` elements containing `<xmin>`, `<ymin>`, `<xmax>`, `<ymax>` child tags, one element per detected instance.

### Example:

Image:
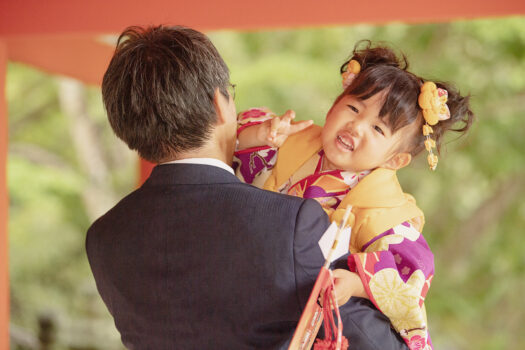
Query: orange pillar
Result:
<box><xmin>0</xmin><ymin>39</ymin><xmax>9</xmax><ymax>350</ymax></box>
<box><xmin>139</xmin><ymin>159</ymin><xmax>155</xmax><ymax>186</ymax></box>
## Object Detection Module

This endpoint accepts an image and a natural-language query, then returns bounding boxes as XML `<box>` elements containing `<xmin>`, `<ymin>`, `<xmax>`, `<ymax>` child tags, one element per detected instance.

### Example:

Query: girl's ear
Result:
<box><xmin>382</xmin><ymin>152</ymin><xmax>412</xmax><ymax>170</ymax></box>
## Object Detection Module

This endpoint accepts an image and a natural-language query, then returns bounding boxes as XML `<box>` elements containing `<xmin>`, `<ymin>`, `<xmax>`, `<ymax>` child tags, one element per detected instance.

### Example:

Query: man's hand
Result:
<box><xmin>264</xmin><ymin>110</ymin><xmax>313</xmax><ymax>148</ymax></box>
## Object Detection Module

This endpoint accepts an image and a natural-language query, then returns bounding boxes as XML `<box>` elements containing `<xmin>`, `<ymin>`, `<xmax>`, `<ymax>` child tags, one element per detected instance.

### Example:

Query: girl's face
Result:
<box><xmin>321</xmin><ymin>93</ymin><xmax>413</xmax><ymax>173</ymax></box>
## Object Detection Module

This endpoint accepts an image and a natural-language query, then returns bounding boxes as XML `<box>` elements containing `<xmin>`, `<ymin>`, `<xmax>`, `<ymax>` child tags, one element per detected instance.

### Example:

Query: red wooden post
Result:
<box><xmin>139</xmin><ymin>159</ymin><xmax>155</xmax><ymax>186</ymax></box>
<box><xmin>0</xmin><ymin>39</ymin><xmax>10</xmax><ymax>350</ymax></box>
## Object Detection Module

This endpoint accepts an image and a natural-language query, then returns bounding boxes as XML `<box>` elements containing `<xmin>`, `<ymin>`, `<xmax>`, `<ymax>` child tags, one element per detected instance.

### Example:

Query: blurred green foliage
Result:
<box><xmin>7</xmin><ymin>16</ymin><xmax>525</xmax><ymax>349</ymax></box>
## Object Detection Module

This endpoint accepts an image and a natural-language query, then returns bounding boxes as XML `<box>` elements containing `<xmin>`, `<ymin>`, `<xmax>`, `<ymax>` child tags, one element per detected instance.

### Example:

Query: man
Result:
<box><xmin>86</xmin><ymin>25</ymin><xmax>407</xmax><ymax>349</ymax></box>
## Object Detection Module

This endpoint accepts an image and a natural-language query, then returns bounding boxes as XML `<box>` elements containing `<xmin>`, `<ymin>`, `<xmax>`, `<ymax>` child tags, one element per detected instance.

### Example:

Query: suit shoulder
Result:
<box><xmin>227</xmin><ymin>181</ymin><xmax>308</xmax><ymax>205</ymax></box>
<box><xmin>86</xmin><ymin>187</ymin><xmax>142</xmax><ymax>233</ymax></box>
<box><xmin>230</xmin><ymin>182</ymin><xmax>327</xmax><ymax>221</ymax></box>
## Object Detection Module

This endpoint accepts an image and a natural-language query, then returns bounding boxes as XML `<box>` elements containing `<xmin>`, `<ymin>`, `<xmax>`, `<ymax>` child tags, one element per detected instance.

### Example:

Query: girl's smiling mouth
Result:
<box><xmin>337</xmin><ymin>134</ymin><xmax>354</xmax><ymax>151</ymax></box>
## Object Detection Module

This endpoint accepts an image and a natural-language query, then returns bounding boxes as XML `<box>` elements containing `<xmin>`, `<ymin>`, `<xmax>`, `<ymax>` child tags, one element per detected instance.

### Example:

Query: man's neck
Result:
<box><xmin>165</xmin><ymin>144</ymin><xmax>232</xmax><ymax>166</ymax></box>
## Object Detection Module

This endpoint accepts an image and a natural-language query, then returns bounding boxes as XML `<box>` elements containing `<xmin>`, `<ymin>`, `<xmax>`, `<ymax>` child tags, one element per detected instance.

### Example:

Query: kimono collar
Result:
<box><xmin>264</xmin><ymin>125</ymin><xmax>411</xmax><ymax>209</ymax></box>
<box><xmin>342</xmin><ymin>167</ymin><xmax>409</xmax><ymax>209</ymax></box>
<box><xmin>264</xmin><ymin>125</ymin><xmax>323</xmax><ymax>192</ymax></box>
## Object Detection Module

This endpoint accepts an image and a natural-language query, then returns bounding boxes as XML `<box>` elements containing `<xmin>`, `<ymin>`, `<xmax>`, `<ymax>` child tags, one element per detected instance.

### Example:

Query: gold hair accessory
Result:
<box><xmin>341</xmin><ymin>60</ymin><xmax>361</xmax><ymax>89</ymax></box>
<box><xmin>418</xmin><ymin>82</ymin><xmax>451</xmax><ymax>170</ymax></box>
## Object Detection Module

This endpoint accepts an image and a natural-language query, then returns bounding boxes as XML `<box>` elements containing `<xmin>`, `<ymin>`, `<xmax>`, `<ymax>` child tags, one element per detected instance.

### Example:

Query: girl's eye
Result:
<box><xmin>374</xmin><ymin>125</ymin><xmax>384</xmax><ymax>135</ymax></box>
<box><xmin>347</xmin><ymin>105</ymin><xmax>359</xmax><ymax>113</ymax></box>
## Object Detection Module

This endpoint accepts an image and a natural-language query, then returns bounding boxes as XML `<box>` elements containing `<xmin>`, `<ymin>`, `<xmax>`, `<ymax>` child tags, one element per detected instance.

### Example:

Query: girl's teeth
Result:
<box><xmin>337</xmin><ymin>135</ymin><xmax>353</xmax><ymax>151</ymax></box>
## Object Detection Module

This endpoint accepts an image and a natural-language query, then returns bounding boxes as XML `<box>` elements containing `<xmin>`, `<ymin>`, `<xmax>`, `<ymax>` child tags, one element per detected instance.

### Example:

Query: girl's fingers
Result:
<box><xmin>267</xmin><ymin>111</ymin><xmax>311</xmax><ymax>147</ymax></box>
<box><xmin>281</xmin><ymin>110</ymin><xmax>296</xmax><ymax>124</ymax></box>
<box><xmin>270</xmin><ymin>117</ymin><xmax>280</xmax><ymax>138</ymax></box>
<box><xmin>289</xmin><ymin>120</ymin><xmax>314</xmax><ymax>134</ymax></box>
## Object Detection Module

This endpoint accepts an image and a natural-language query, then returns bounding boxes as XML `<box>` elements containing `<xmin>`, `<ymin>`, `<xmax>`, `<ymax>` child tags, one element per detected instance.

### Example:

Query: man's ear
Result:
<box><xmin>382</xmin><ymin>152</ymin><xmax>412</xmax><ymax>170</ymax></box>
<box><xmin>213</xmin><ymin>87</ymin><xmax>230</xmax><ymax>126</ymax></box>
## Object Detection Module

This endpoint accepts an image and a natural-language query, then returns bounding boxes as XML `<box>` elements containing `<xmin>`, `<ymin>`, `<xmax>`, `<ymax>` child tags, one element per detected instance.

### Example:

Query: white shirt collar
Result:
<box><xmin>161</xmin><ymin>158</ymin><xmax>235</xmax><ymax>175</ymax></box>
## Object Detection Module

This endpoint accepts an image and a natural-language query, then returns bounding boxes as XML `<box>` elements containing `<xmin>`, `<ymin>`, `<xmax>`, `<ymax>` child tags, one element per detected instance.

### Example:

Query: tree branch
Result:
<box><xmin>57</xmin><ymin>78</ymin><xmax>119</xmax><ymax>220</ymax></box>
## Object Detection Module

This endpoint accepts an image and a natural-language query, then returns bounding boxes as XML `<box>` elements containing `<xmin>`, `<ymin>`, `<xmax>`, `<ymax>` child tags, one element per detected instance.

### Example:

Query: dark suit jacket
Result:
<box><xmin>86</xmin><ymin>163</ymin><xmax>406</xmax><ymax>349</ymax></box>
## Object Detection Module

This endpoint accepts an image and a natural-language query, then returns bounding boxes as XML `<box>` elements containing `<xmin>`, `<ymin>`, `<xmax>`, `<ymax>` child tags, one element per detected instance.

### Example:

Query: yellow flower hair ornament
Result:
<box><xmin>418</xmin><ymin>82</ymin><xmax>450</xmax><ymax>171</ymax></box>
<box><xmin>341</xmin><ymin>60</ymin><xmax>361</xmax><ymax>89</ymax></box>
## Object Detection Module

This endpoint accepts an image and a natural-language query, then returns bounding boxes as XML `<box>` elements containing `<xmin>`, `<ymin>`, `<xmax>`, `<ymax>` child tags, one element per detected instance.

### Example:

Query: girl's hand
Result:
<box><xmin>264</xmin><ymin>110</ymin><xmax>313</xmax><ymax>148</ymax></box>
<box><xmin>332</xmin><ymin>269</ymin><xmax>369</xmax><ymax>306</ymax></box>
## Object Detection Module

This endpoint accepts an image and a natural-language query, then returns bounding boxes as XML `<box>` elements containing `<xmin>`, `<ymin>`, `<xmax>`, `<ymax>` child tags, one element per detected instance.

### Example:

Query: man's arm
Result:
<box><xmin>293</xmin><ymin>199</ymin><xmax>408</xmax><ymax>350</ymax></box>
<box><xmin>292</xmin><ymin>199</ymin><xmax>330</xmax><ymax>309</ymax></box>
<box><xmin>338</xmin><ymin>297</ymin><xmax>409</xmax><ymax>350</ymax></box>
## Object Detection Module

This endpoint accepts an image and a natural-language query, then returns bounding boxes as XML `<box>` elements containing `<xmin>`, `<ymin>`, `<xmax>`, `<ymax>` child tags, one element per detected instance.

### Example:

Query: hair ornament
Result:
<box><xmin>418</xmin><ymin>81</ymin><xmax>450</xmax><ymax>171</ymax></box>
<box><xmin>341</xmin><ymin>60</ymin><xmax>361</xmax><ymax>89</ymax></box>
<box><xmin>418</xmin><ymin>82</ymin><xmax>451</xmax><ymax>125</ymax></box>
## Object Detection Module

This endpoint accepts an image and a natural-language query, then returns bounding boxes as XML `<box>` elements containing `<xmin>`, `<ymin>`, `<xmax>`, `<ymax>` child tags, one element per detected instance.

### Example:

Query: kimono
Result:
<box><xmin>234</xmin><ymin>108</ymin><xmax>434</xmax><ymax>350</ymax></box>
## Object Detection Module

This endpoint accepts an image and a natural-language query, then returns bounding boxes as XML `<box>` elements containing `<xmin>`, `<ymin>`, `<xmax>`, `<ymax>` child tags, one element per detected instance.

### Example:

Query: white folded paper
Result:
<box><xmin>318</xmin><ymin>222</ymin><xmax>351</xmax><ymax>263</ymax></box>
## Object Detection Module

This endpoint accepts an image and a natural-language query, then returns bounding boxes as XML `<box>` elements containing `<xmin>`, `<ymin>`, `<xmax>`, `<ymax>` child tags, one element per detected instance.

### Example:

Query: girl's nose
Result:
<box><xmin>346</xmin><ymin>119</ymin><xmax>363</xmax><ymax>137</ymax></box>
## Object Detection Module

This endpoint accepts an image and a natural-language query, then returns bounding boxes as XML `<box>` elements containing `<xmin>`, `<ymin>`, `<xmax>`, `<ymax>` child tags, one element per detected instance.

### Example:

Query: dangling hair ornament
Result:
<box><xmin>418</xmin><ymin>81</ymin><xmax>450</xmax><ymax>171</ymax></box>
<box><xmin>341</xmin><ymin>60</ymin><xmax>361</xmax><ymax>89</ymax></box>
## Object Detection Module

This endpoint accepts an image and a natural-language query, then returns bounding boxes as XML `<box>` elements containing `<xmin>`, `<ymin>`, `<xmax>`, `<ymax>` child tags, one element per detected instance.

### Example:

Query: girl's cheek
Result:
<box><xmin>325</xmin><ymin>103</ymin><xmax>339</xmax><ymax>120</ymax></box>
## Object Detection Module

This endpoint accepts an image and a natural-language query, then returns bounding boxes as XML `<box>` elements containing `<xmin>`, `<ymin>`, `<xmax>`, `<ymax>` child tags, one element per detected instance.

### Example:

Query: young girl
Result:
<box><xmin>234</xmin><ymin>42</ymin><xmax>474</xmax><ymax>350</ymax></box>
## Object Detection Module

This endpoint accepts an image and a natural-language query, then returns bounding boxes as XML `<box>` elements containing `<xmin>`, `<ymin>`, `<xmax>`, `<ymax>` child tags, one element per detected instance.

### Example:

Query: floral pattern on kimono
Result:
<box><xmin>233</xmin><ymin>108</ymin><xmax>278</xmax><ymax>185</ymax></box>
<box><xmin>348</xmin><ymin>222</ymin><xmax>434</xmax><ymax>350</ymax></box>
<box><xmin>234</xmin><ymin>146</ymin><xmax>278</xmax><ymax>185</ymax></box>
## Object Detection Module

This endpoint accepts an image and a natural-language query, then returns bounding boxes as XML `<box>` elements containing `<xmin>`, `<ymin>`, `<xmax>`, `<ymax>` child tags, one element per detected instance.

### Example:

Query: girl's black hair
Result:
<box><xmin>340</xmin><ymin>40</ymin><xmax>474</xmax><ymax>156</ymax></box>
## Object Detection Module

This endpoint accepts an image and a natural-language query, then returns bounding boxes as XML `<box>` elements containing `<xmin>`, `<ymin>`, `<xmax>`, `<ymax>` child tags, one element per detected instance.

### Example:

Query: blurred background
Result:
<box><xmin>7</xmin><ymin>16</ymin><xmax>525</xmax><ymax>350</ymax></box>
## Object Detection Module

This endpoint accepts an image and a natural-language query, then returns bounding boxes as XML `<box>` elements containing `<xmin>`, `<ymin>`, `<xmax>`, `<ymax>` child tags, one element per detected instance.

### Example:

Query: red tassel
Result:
<box><xmin>313</xmin><ymin>339</ymin><xmax>334</xmax><ymax>350</ymax></box>
<box><xmin>340</xmin><ymin>337</ymin><xmax>349</xmax><ymax>349</ymax></box>
<box><xmin>313</xmin><ymin>275</ymin><xmax>349</xmax><ymax>350</ymax></box>
<box><xmin>314</xmin><ymin>337</ymin><xmax>349</xmax><ymax>350</ymax></box>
